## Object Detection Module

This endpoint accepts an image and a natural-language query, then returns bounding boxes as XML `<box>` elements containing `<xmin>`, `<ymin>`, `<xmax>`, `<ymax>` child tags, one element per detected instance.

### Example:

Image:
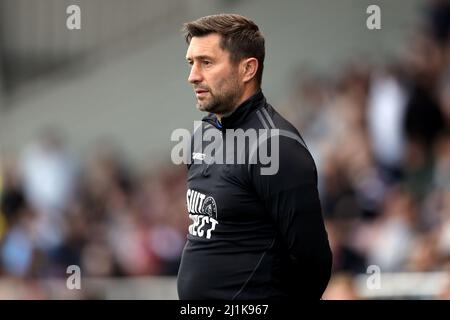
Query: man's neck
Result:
<box><xmin>216</xmin><ymin>85</ymin><xmax>259</xmax><ymax>121</ymax></box>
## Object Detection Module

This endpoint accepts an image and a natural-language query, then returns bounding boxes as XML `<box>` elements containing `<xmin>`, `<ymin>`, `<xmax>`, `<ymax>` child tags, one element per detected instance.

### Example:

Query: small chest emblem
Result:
<box><xmin>202</xmin><ymin>196</ymin><xmax>217</xmax><ymax>219</ymax></box>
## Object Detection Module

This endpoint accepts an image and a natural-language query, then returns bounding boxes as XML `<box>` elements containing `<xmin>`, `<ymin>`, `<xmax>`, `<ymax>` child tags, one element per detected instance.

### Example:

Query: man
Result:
<box><xmin>177</xmin><ymin>13</ymin><xmax>332</xmax><ymax>300</ymax></box>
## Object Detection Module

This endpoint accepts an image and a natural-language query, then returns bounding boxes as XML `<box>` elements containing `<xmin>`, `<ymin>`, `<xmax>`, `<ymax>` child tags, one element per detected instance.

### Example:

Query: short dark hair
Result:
<box><xmin>182</xmin><ymin>14</ymin><xmax>265</xmax><ymax>86</ymax></box>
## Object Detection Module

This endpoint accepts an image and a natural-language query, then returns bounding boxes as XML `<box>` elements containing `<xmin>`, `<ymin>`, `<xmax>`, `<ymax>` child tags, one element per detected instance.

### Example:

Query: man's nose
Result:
<box><xmin>188</xmin><ymin>64</ymin><xmax>202</xmax><ymax>84</ymax></box>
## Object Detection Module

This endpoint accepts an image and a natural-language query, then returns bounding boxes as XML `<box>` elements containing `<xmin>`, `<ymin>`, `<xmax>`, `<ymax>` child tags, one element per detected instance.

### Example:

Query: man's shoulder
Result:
<box><xmin>246</xmin><ymin>103</ymin><xmax>309</xmax><ymax>153</ymax></box>
<box><xmin>246</xmin><ymin>102</ymin><xmax>317</xmax><ymax>179</ymax></box>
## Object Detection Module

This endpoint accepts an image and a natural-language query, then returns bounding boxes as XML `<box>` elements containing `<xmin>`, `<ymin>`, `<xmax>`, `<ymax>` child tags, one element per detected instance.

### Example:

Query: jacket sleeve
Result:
<box><xmin>249</xmin><ymin>134</ymin><xmax>332</xmax><ymax>299</ymax></box>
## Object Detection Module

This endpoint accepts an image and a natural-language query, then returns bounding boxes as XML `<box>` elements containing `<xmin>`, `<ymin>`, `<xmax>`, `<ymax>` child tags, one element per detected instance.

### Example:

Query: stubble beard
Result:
<box><xmin>197</xmin><ymin>77</ymin><xmax>242</xmax><ymax>116</ymax></box>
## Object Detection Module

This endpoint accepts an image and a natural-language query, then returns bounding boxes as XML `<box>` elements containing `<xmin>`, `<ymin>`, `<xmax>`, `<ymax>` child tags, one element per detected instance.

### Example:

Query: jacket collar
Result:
<box><xmin>202</xmin><ymin>89</ymin><xmax>265</xmax><ymax>130</ymax></box>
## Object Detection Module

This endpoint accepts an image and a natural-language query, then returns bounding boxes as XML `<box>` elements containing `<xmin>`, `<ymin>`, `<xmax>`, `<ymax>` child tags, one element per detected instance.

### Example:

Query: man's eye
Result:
<box><xmin>203</xmin><ymin>60</ymin><xmax>212</xmax><ymax>66</ymax></box>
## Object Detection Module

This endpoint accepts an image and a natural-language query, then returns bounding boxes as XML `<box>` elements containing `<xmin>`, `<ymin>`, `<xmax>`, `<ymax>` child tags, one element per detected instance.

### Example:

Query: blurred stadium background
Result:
<box><xmin>0</xmin><ymin>0</ymin><xmax>450</xmax><ymax>299</ymax></box>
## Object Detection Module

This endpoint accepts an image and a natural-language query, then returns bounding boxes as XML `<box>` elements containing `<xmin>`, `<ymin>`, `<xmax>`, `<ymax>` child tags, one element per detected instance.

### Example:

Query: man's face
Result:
<box><xmin>186</xmin><ymin>33</ymin><xmax>242</xmax><ymax>115</ymax></box>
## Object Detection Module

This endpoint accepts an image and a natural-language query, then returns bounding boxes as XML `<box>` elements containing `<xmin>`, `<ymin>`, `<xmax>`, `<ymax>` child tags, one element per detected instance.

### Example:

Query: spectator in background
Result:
<box><xmin>425</xmin><ymin>0</ymin><xmax>450</xmax><ymax>46</ymax></box>
<box><xmin>0</xmin><ymin>187</ymin><xmax>37</xmax><ymax>278</ymax></box>
<box><xmin>439</xmin><ymin>71</ymin><xmax>450</xmax><ymax>127</ymax></box>
<box><xmin>20</xmin><ymin>128</ymin><xmax>77</xmax><ymax>251</ymax></box>
<box><xmin>367</xmin><ymin>67</ymin><xmax>407</xmax><ymax>184</ymax></box>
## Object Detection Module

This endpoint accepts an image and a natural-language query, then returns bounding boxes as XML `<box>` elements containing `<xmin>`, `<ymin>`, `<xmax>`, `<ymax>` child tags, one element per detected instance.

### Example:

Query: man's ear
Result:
<box><xmin>241</xmin><ymin>58</ymin><xmax>258</xmax><ymax>83</ymax></box>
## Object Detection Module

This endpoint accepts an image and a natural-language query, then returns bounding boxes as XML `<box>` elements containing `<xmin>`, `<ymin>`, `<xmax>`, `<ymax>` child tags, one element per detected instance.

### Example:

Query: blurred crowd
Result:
<box><xmin>1</xmin><ymin>0</ymin><xmax>450</xmax><ymax>300</ymax></box>
<box><xmin>0</xmin><ymin>134</ymin><xmax>189</xmax><ymax>296</ymax></box>
<box><xmin>278</xmin><ymin>0</ymin><xmax>450</xmax><ymax>299</ymax></box>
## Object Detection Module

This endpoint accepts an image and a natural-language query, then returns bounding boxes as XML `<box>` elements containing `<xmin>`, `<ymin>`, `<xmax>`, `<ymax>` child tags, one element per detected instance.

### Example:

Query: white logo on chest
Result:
<box><xmin>192</xmin><ymin>152</ymin><xmax>206</xmax><ymax>161</ymax></box>
<box><xmin>186</xmin><ymin>189</ymin><xmax>218</xmax><ymax>239</ymax></box>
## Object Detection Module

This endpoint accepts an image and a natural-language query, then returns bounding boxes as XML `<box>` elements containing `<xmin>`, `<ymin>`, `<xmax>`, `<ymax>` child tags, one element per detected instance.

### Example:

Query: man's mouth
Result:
<box><xmin>195</xmin><ymin>89</ymin><xmax>209</xmax><ymax>98</ymax></box>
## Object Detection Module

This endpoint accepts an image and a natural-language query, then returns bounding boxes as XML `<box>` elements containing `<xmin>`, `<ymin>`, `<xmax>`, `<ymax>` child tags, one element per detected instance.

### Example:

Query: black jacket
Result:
<box><xmin>177</xmin><ymin>90</ymin><xmax>332</xmax><ymax>300</ymax></box>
